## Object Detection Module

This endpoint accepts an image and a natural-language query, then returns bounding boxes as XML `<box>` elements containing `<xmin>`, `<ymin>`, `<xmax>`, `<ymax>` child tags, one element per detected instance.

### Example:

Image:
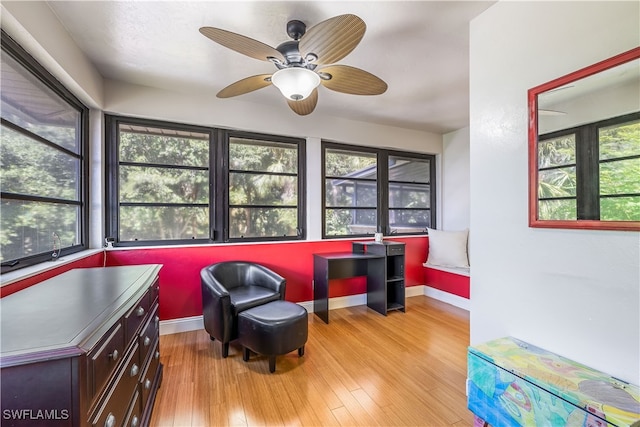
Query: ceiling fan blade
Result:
<box><xmin>287</xmin><ymin>89</ymin><xmax>318</xmax><ymax>116</ymax></box>
<box><xmin>216</xmin><ymin>74</ymin><xmax>273</xmax><ymax>98</ymax></box>
<box><xmin>319</xmin><ymin>65</ymin><xmax>387</xmax><ymax>95</ymax></box>
<box><xmin>199</xmin><ymin>27</ymin><xmax>285</xmax><ymax>63</ymax></box>
<box><xmin>298</xmin><ymin>14</ymin><xmax>366</xmax><ymax>65</ymax></box>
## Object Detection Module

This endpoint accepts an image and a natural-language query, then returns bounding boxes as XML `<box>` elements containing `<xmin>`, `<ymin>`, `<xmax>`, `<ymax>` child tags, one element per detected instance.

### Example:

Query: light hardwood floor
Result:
<box><xmin>150</xmin><ymin>296</ymin><xmax>474</xmax><ymax>427</ymax></box>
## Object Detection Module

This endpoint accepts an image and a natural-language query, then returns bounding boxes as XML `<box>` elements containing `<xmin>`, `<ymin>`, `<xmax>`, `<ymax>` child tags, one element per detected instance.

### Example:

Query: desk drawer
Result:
<box><xmin>386</xmin><ymin>244</ymin><xmax>404</xmax><ymax>256</ymax></box>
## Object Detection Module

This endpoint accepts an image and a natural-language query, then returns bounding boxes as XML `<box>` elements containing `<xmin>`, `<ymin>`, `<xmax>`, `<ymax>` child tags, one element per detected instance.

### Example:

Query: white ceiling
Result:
<box><xmin>46</xmin><ymin>1</ymin><xmax>494</xmax><ymax>134</ymax></box>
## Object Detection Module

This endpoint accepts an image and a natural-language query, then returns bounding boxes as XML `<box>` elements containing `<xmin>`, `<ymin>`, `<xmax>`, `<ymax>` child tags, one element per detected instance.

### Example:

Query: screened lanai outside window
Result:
<box><xmin>1</xmin><ymin>32</ymin><xmax>87</xmax><ymax>272</ymax></box>
<box><xmin>388</xmin><ymin>155</ymin><xmax>432</xmax><ymax>233</ymax></box>
<box><xmin>112</xmin><ymin>122</ymin><xmax>210</xmax><ymax>242</ymax></box>
<box><xmin>228</xmin><ymin>136</ymin><xmax>302</xmax><ymax>239</ymax></box>
<box><xmin>324</xmin><ymin>147</ymin><xmax>378</xmax><ymax>236</ymax></box>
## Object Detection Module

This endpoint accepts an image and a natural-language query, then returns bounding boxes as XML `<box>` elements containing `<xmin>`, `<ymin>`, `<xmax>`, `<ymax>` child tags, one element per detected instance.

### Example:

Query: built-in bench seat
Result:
<box><xmin>423</xmin><ymin>263</ymin><xmax>470</xmax><ymax>299</ymax></box>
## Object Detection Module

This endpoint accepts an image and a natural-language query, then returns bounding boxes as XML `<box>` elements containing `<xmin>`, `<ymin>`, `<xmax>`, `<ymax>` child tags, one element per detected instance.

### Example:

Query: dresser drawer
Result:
<box><xmin>123</xmin><ymin>389</ymin><xmax>141</xmax><ymax>427</ymax></box>
<box><xmin>124</xmin><ymin>292</ymin><xmax>151</xmax><ymax>344</ymax></box>
<box><xmin>90</xmin><ymin>322</ymin><xmax>125</xmax><ymax>399</ymax></box>
<box><xmin>140</xmin><ymin>339</ymin><xmax>160</xmax><ymax>411</ymax></box>
<box><xmin>91</xmin><ymin>343</ymin><xmax>141</xmax><ymax>427</ymax></box>
<box><xmin>139</xmin><ymin>304</ymin><xmax>159</xmax><ymax>367</ymax></box>
<box><xmin>149</xmin><ymin>278</ymin><xmax>160</xmax><ymax>307</ymax></box>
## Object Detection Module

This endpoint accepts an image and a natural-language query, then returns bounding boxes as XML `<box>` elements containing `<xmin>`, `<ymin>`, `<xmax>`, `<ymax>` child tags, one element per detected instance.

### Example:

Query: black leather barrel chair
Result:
<box><xmin>201</xmin><ymin>261</ymin><xmax>286</xmax><ymax>357</ymax></box>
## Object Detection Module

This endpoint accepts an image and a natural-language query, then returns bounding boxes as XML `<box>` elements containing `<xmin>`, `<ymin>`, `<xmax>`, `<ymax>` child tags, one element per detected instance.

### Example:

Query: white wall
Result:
<box><xmin>470</xmin><ymin>1</ymin><xmax>640</xmax><ymax>384</ymax></box>
<box><xmin>442</xmin><ymin>127</ymin><xmax>470</xmax><ymax>231</ymax></box>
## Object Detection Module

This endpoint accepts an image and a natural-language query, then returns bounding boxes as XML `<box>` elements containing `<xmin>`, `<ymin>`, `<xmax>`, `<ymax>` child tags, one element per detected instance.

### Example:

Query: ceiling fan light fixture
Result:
<box><xmin>271</xmin><ymin>68</ymin><xmax>320</xmax><ymax>101</ymax></box>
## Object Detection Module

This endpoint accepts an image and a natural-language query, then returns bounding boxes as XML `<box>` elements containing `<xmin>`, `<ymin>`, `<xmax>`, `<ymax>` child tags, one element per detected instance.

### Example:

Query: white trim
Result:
<box><xmin>406</xmin><ymin>285</ymin><xmax>425</xmax><ymax>298</ymax></box>
<box><xmin>160</xmin><ymin>315</ymin><xmax>204</xmax><ymax>336</ymax></box>
<box><xmin>423</xmin><ymin>263</ymin><xmax>471</xmax><ymax>277</ymax></box>
<box><xmin>423</xmin><ymin>286</ymin><xmax>470</xmax><ymax>311</ymax></box>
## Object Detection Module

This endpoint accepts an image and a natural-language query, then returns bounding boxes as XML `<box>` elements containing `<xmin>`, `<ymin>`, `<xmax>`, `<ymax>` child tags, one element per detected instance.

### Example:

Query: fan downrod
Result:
<box><xmin>286</xmin><ymin>20</ymin><xmax>306</xmax><ymax>40</ymax></box>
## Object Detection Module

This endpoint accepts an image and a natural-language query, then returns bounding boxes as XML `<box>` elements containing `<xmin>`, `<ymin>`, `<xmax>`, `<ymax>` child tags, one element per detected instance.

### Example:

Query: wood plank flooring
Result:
<box><xmin>150</xmin><ymin>296</ymin><xmax>473</xmax><ymax>426</ymax></box>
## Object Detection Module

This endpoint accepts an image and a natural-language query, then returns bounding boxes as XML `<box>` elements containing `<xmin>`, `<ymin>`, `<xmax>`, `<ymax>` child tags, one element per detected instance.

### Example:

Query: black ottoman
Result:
<box><xmin>237</xmin><ymin>300</ymin><xmax>308</xmax><ymax>373</ymax></box>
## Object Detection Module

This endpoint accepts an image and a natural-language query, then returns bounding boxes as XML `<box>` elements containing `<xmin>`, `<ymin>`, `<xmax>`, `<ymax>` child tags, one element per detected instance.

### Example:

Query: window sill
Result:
<box><xmin>0</xmin><ymin>249</ymin><xmax>104</xmax><ymax>287</ymax></box>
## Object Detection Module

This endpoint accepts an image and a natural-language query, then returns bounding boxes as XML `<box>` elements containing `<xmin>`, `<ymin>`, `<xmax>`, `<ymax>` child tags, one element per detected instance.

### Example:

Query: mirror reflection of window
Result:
<box><xmin>530</xmin><ymin>49</ymin><xmax>640</xmax><ymax>230</ymax></box>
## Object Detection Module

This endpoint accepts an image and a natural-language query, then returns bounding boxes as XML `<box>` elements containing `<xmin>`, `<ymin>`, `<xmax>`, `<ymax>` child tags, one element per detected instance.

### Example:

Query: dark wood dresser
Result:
<box><xmin>1</xmin><ymin>264</ymin><xmax>163</xmax><ymax>427</ymax></box>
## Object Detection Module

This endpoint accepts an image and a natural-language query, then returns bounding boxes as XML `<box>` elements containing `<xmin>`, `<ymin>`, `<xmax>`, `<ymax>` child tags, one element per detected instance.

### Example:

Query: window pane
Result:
<box><xmin>325</xmin><ymin>179</ymin><xmax>376</xmax><ymax>207</ymax></box>
<box><xmin>538</xmin><ymin>199</ymin><xmax>577</xmax><ymax>220</ymax></box>
<box><xmin>325</xmin><ymin>149</ymin><xmax>376</xmax><ymax>177</ymax></box>
<box><xmin>538</xmin><ymin>135</ymin><xmax>575</xmax><ymax>168</ymax></box>
<box><xmin>119</xmin><ymin>126</ymin><xmax>209</xmax><ymax>167</ymax></box>
<box><xmin>1</xmin><ymin>51</ymin><xmax>80</xmax><ymax>153</ymax></box>
<box><xmin>538</xmin><ymin>167</ymin><xmax>577</xmax><ymax>198</ymax></box>
<box><xmin>600</xmin><ymin>158</ymin><xmax>640</xmax><ymax>195</ymax></box>
<box><xmin>230</xmin><ymin>173</ymin><xmax>297</xmax><ymax>206</ymax></box>
<box><xmin>0</xmin><ymin>199</ymin><xmax>79</xmax><ymax>262</ymax></box>
<box><xmin>230</xmin><ymin>138</ymin><xmax>298</xmax><ymax>172</ymax></box>
<box><xmin>600</xmin><ymin>196</ymin><xmax>640</xmax><ymax>221</ymax></box>
<box><xmin>388</xmin><ymin>156</ymin><xmax>430</xmax><ymax>183</ymax></box>
<box><xmin>389</xmin><ymin>185</ymin><xmax>430</xmax><ymax>208</ymax></box>
<box><xmin>119</xmin><ymin>206</ymin><xmax>209</xmax><ymax>241</ymax></box>
<box><xmin>229</xmin><ymin>207</ymin><xmax>298</xmax><ymax>238</ymax></box>
<box><xmin>325</xmin><ymin>208</ymin><xmax>377</xmax><ymax>236</ymax></box>
<box><xmin>599</xmin><ymin>120</ymin><xmax>640</xmax><ymax>160</ymax></box>
<box><xmin>120</xmin><ymin>166</ymin><xmax>208</xmax><ymax>204</ymax></box>
<box><xmin>1</xmin><ymin>125</ymin><xmax>80</xmax><ymax>200</ymax></box>
<box><xmin>389</xmin><ymin>209</ymin><xmax>430</xmax><ymax>232</ymax></box>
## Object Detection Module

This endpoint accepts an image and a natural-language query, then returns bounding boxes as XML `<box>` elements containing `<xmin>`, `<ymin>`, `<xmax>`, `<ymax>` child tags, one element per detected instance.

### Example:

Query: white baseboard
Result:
<box><xmin>159</xmin><ymin>315</ymin><xmax>204</xmax><ymax>336</ymax></box>
<box><xmin>159</xmin><ymin>286</ymin><xmax>468</xmax><ymax>336</ymax></box>
<box><xmin>423</xmin><ymin>286</ymin><xmax>470</xmax><ymax>311</ymax></box>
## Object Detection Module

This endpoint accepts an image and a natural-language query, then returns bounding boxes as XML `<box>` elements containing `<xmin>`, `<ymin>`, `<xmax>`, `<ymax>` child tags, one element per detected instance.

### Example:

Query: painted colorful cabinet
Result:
<box><xmin>467</xmin><ymin>337</ymin><xmax>640</xmax><ymax>427</ymax></box>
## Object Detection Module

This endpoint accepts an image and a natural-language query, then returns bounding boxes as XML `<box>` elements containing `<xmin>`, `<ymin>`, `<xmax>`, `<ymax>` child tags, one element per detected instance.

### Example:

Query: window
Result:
<box><xmin>227</xmin><ymin>133</ymin><xmax>305</xmax><ymax>241</ymax></box>
<box><xmin>538</xmin><ymin>112</ymin><xmax>640</xmax><ymax>221</ymax></box>
<box><xmin>388</xmin><ymin>155</ymin><xmax>433</xmax><ymax>232</ymax></box>
<box><xmin>0</xmin><ymin>31</ymin><xmax>88</xmax><ymax>272</ymax></box>
<box><xmin>322</xmin><ymin>141</ymin><xmax>435</xmax><ymax>238</ymax></box>
<box><xmin>105</xmin><ymin>117</ymin><xmax>305</xmax><ymax>245</ymax></box>
<box><xmin>106</xmin><ymin>117</ymin><xmax>212</xmax><ymax>244</ymax></box>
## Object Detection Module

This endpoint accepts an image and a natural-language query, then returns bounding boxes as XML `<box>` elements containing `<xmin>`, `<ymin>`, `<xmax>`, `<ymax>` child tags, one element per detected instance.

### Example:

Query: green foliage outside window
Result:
<box><xmin>228</xmin><ymin>139</ymin><xmax>299</xmax><ymax>238</ymax></box>
<box><xmin>117</xmin><ymin>130</ymin><xmax>210</xmax><ymax>241</ymax></box>
<box><xmin>538</xmin><ymin>118</ymin><xmax>639</xmax><ymax>221</ymax></box>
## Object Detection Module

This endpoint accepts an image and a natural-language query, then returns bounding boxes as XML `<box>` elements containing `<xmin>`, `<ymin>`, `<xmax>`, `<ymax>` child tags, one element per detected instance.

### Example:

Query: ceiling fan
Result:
<box><xmin>199</xmin><ymin>14</ymin><xmax>388</xmax><ymax>116</ymax></box>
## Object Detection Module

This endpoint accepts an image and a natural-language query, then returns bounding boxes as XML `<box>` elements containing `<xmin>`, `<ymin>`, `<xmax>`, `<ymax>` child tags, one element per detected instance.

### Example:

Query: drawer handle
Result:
<box><xmin>144</xmin><ymin>336</ymin><xmax>151</xmax><ymax>347</ymax></box>
<box><xmin>131</xmin><ymin>415</ymin><xmax>139</xmax><ymax>427</ymax></box>
<box><xmin>109</xmin><ymin>350</ymin><xmax>119</xmax><ymax>362</ymax></box>
<box><xmin>154</xmin><ymin>315</ymin><xmax>159</xmax><ymax>324</ymax></box>
<box><xmin>130</xmin><ymin>363</ymin><xmax>139</xmax><ymax>377</ymax></box>
<box><xmin>145</xmin><ymin>378</ymin><xmax>152</xmax><ymax>390</ymax></box>
<box><xmin>135</xmin><ymin>306</ymin><xmax>145</xmax><ymax>317</ymax></box>
<box><xmin>105</xmin><ymin>413</ymin><xmax>116</xmax><ymax>427</ymax></box>
<box><xmin>155</xmin><ymin>351</ymin><xmax>160</xmax><ymax>360</ymax></box>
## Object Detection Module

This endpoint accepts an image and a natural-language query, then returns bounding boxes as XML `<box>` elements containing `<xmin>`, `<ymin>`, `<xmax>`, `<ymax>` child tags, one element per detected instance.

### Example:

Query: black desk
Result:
<box><xmin>313</xmin><ymin>252</ymin><xmax>385</xmax><ymax>323</ymax></box>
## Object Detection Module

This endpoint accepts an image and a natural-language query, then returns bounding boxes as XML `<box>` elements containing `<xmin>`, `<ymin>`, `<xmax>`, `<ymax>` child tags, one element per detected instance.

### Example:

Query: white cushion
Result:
<box><xmin>425</xmin><ymin>228</ymin><xmax>470</xmax><ymax>269</ymax></box>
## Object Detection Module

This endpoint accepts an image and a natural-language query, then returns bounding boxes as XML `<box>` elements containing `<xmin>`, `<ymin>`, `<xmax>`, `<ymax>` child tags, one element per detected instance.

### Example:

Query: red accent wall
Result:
<box><xmin>106</xmin><ymin>237</ymin><xmax>428</xmax><ymax>321</ymax></box>
<box><xmin>1</xmin><ymin>238</ymin><xmax>428</xmax><ymax>321</ymax></box>
<box><xmin>0</xmin><ymin>252</ymin><xmax>104</xmax><ymax>297</ymax></box>
<box><xmin>424</xmin><ymin>268</ymin><xmax>470</xmax><ymax>299</ymax></box>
